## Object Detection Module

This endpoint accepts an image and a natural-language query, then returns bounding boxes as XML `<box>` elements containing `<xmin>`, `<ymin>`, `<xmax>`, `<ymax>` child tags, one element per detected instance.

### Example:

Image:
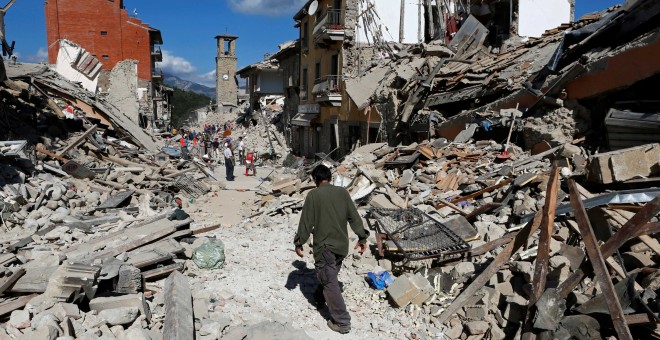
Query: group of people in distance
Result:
<box><xmin>172</xmin><ymin>123</ymin><xmax>246</xmax><ymax>181</ymax></box>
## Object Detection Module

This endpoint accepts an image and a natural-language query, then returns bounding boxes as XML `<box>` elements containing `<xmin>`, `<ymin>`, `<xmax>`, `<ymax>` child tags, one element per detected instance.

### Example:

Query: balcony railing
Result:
<box><xmin>313</xmin><ymin>75</ymin><xmax>342</xmax><ymax>106</ymax></box>
<box><xmin>314</xmin><ymin>9</ymin><xmax>343</xmax><ymax>35</ymax></box>
<box><xmin>152</xmin><ymin>70</ymin><xmax>163</xmax><ymax>82</ymax></box>
<box><xmin>151</xmin><ymin>48</ymin><xmax>162</xmax><ymax>62</ymax></box>
<box><xmin>313</xmin><ymin>75</ymin><xmax>342</xmax><ymax>96</ymax></box>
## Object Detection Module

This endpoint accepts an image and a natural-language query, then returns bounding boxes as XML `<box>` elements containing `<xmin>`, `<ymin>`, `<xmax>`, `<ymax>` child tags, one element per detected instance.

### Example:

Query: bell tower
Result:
<box><xmin>215</xmin><ymin>34</ymin><xmax>238</xmax><ymax>111</ymax></box>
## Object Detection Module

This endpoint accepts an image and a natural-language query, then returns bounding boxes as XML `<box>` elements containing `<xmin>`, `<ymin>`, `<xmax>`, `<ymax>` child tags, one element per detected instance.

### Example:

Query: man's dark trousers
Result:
<box><xmin>225</xmin><ymin>157</ymin><xmax>234</xmax><ymax>180</ymax></box>
<box><xmin>315</xmin><ymin>248</ymin><xmax>350</xmax><ymax>326</ymax></box>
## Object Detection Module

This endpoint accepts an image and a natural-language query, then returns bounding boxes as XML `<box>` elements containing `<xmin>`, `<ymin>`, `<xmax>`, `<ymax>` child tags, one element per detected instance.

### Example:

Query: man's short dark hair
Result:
<box><xmin>311</xmin><ymin>164</ymin><xmax>332</xmax><ymax>185</ymax></box>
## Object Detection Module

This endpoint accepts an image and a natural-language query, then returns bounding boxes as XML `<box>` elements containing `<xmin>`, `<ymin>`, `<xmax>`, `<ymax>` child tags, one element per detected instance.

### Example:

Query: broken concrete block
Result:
<box><xmin>9</xmin><ymin>309</ymin><xmax>31</xmax><ymax>329</ymax></box>
<box><xmin>116</xmin><ymin>265</ymin><xmax>142</xmax><ymax>294</ymax></box>
<box><xmin>533</xmin><ymin>289</ymin><xmax>566</xmax><ymax>331</ymax></box>
<box><xmin>89</xmin><ymin>293</ymin><xmax>151</xmax><ymax>322</ymax></box>
<box><xmin>586</xmin><ymin>143</ymin><xmax>660</xmax><ymax>184</ymax></box>
<box><xmin>124</xmin><ymin>328</ymin><xmax>152</xmax><ymax>340</ymax></box>
<box><xmin>193</xmin><ymin>298</ymin><xmax>209</xmax><ymax>320</ymax></box>
<box><xmin>465</xmin><ymin>320</ymin><xmax>489</xmax><ymax>335</ymax></box>
<box><xmin>451</xmin><ymin>262</ymin><xmax>475</xmax><ymax>282</ymax></box>
<box><xmin>560</xmin><ymin>143</ymin><xmax>582</xmax><ymax>158</ymax></box>
<box><xmin>50</xmin><ymin>303</ymin><xmax>81</xmax><ymax>320</ymax></box>
<box><xmin>387</xmin><ymin>273</ymin><xmax>434</xmax><ymax>307</ymax></box>
<box><xmin>17</xmin><ymin>325</ymin><xmax>59</xmax><ymax>340</ymax></box>
<box><xmin>397</xmin><ymin>169</ymin><xmax>414</xmax><ymax>188</ymax></box>
<box><xmin>98</xmin><ymin>307</ymin><xmax>139</xmax><ymax>325</ymax></box>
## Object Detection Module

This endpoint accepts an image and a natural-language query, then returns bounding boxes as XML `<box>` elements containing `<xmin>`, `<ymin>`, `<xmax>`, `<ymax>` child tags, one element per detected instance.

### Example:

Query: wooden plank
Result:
<box><xmin>625</xmin><ymin>313</ymin><xmax>660</xmax><ymax>325</ymax></box>
<box><xmin>434</xmin><ymin>198</ymin><xmax>468</xmax><ymax>216</ymax></box>
<box><xmin>35</xmin><ymin>146</ymin><xmax>69</xmax><ymax>162</ymax></box>
<box><xmin>605</xmin><ymin>209</ymin><xmax>660</xmax><ymax>255</ymax></box>
<box><xmin>418</xmin><ymin>145</ymin><xmax>435</xmax><ymax>159</ymax></box>
<box><xmin>163</xmin><ymin>271</ymin><xmax>194</xmax><ymax>340</ymax></box>
<box><xmin>192</xmin><ymin>224</ymin><xmax>221</xmax><ymax>235</ymax></box>
<box><xmin>605</xmin><ymin>257</ymin><xmax>644</xmax><ymax>291</ymax></box>
<box><xmin>9</xmin><ymin>226</ymin><xmax>56</xmax><ymax>252</ymax></box>
<box><xmin>0</xmin><ymin>254</ymin><xmax>16</xmax><ymax>266</ymax></box>
<box><xmin>567</xmin><ymin>179</ymin><xmax>633</xmax><ymax>340</ymax></box>
<box><xmin>10</xmin><ymin>266</ymin><xmax>58</xmax><ymax>293</ymax></box>
<box><xmin>57</xmin><ymin>125</ymin><xmax>97</xmax><ymax>156</ymax></box>
<box><xmin>66</xmin><ymin>215</ymin><xmax>186</xmax><ymax>259</ymax></box>
<box><xmin>465</xmin><ymin>202</ymin><xmax>501</xmax><ymax>220</ymax></box>
<box><xmin>127</xmin><ymin>249</ymin><xmax>173</xmax><ymax>269</ymax></box>
<box><xmin>557</xmin><ymin>196</ymin><xmax>660</xmax><ymax>298</ymax></box>
<box><xmin>450</xmin><ymin>179</ymin><xmax>513</xmax><ymax>204</ymax></box>
<box><xmin>88</xmin><ymin>224</ymin><xmax>177</xmax><ymax>261</ymax></box>
<box><xmin>142</xmin><ymin>262</ymin><xmax>185</xmax><ymax>281</ymax></box>
<box><xmin>96</xmin><ymin>190</ymin><xmax>134</xmax><ymax>209</ymax></box>
<box><xmin>436</xmin><ymin>211</ymin><xmax>543</xmax><ymax>323</ymax></box>
<box><xmin>0</xmin><ymin>294</ymin><xmax>38</xmax><ymax>316</ymax></box>
<box><xmin>0</xmin><ymin>268</ymin><xmax>25</xmax><ymax>295</ymax></box>
<box><xmin>529</xmin><ymin>162</ymin><xmax>561</xmax><ymax>305</ymax></box>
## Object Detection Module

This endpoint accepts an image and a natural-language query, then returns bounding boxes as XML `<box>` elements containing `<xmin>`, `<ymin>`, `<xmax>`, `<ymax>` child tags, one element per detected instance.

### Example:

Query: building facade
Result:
<box><xmin>215</xmin><ymin>34</ymin><xmax>239</xmax><ymax>111</ymax></box>
<box><xmin>271</xmin><ymin>40</ymin><xmax>300</xmax><ymax>148</ymax></box>
<box><xmin>290</xmin><ymin>0</ymin><xmax>574</xmax><ymax>158</ymax></box>
<box><xmin>45</xmin><ymin>0</ymin><xmax>168</xmax><ymax>131</ymax></box>
<box><xmin>236</xmin><ymin>57</ymin><xmax>284</xmax><ymax>112</ymax></box>
<box><xmin>45</xmin><ymin>0</ymin><xmax>162</xmax><ymax>82</ymax></box>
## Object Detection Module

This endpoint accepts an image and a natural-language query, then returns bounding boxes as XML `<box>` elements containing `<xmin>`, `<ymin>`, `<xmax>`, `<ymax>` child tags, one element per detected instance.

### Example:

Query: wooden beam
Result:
<box><xmin>529</xmin><ymin>162</ymin><xmax>561</xmax><ymax>305</ymax></box>
<box><xmin>450</xmin><ymin>179</ymin><xmax>513</xmax><ymax>204</ymax></box>
<box><xmin>35</xmin><ymin>146</ymin><xmax>69</xmax><ymax>162</ymax></box>
<box><xmin>436</xmin><ymin>211</ymin><xmax>543</xmax><ymax>323</ymax></box>
<box><xmin>434</xmin><ymin>198</ymin><xmax>468</xmax><ymax>216</ymax></box>
<box><xmin>142</xmin><ymin>262</ymin><xmax>185</xmax><ymax>281</ymax></box>
<box><xmin>557</xmin><ymin>196</ymin><xmax>660</xmax><ymax>298</ymax></box>
<box><xmin>163</xmin><ymin>271</ymin><xmax>194</xmax><ymax>340</ymax></box>
<box><xmin>567</xmin><ymin>179</ymin><xmax>633</xmax><ymax>340</ymax></box>
<box><xmin>0</xmin><ymin>294</ymin><xmax>37</xmax><ymax>316</ymax></box>
<box><xmin>0</xmin><ymin>268</ymin><xmax>25</xmax><ymax>295</ymax></box>
<box><xmin>57</xmin><ymin>125</ymin><xmax>97</xmax><ymax>156</ymax></box>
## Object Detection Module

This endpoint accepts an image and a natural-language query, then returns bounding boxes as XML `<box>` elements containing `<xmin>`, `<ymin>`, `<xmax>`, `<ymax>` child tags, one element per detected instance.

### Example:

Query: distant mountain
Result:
<box><xmin>164</xmin><ymin>73</ymin><xmax>216</xmax><ymax>99</ymax></box>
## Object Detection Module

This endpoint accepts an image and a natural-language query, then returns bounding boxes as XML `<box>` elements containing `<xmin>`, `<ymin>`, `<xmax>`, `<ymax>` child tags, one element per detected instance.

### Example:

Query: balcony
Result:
<box><xmin>312</xmin><ymin>75</ymin><xmax>342</xmax><ymax>106</ymax></box>
<box><xmin>151</xmin><ymin>48</ymin><xmax>162</xmax><ymax>62</ymax></box>
<box><xmin>152</xmin><ymin>70</ymin><xmax>163</xmax><ymax>82</ymax></box>
<box><xmin>313</xmin><ymin>10</ymin><xmax>344</xmax><ymax>47</ymax></box>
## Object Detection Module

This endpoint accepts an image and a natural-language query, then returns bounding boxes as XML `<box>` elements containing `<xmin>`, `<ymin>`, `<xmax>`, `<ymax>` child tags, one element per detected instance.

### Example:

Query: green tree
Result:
<box><xmin>170</xmin><ymin>88</ymin><xmax>212</xmax><ymax>127</ymax></box>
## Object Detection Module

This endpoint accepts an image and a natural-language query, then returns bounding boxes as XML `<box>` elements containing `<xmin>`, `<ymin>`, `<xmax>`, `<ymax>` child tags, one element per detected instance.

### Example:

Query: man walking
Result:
<box><xmin>293</xmin><ymin>165</ymin><xmax>369</xmax><ymax>334</ymax></box>
<box><xmin>223</xmin><ymin>139</ymin><xmax>235</xmax><ymax>181</ymax></box>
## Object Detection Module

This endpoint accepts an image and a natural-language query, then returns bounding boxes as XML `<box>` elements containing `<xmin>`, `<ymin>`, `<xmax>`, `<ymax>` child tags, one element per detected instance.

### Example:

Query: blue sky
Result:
<box><xmin>6</xmin><ymin>0</ymin><xmax>622</xmax><ymax>87</ymax></box>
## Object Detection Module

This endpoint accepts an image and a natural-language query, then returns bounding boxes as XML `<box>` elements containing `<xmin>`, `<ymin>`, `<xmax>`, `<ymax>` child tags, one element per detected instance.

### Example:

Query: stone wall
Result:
<box><xmin>107</xmin><ymin>60</ymin><xmax>141</xmax><ymax>127</ymax></box>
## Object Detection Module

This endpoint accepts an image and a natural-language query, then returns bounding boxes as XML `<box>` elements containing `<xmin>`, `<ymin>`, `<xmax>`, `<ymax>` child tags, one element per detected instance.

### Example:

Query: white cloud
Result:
<box><xmin>227</xmin><ymin>0</ymin><xmax>307</xmax><ymax>16</ymax></box>
<box><xmin>18</xmin><ymin>47</ymin><xmax>49</xmax><ymax>63</ymax></box>
<box><xmin>159</xmin><ymin>51</ymin><xmax>216</xmax><ymax>88</ymax></box>
<box><xmin>160</xmin><ymin>50</ymin><xmax>196</xmax><ymax>75</ymax></box>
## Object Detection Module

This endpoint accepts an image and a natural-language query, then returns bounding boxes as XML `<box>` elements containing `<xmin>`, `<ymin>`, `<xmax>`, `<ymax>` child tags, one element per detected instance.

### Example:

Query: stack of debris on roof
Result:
<box><xmin>346</xmin><ymin>1</ymin><xmax>660</xmax><ymax>153</ymax></box>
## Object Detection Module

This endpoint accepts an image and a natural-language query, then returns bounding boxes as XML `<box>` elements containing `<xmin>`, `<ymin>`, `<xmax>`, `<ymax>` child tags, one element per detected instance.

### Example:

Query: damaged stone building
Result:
<box><xmin>287</xmin><ymin>0</ymin><xmax>573</xmax><ymax>159</ymax></box>
<box><xmin>45</xmin><ymin>0</ymin><xmax>171</xmax><ymax>131</ymax></box>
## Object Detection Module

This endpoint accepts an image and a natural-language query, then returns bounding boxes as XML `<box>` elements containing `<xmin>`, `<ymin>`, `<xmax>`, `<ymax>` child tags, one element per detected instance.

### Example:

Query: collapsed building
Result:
<box><xmin>45</xmin><ymin>0</ymin><xmax>172</xmax><ymax>132</ymax></box>
<box><xmin>346</xmin><ymin>0</ymin><xmax>660</xmax><ymax>153</ymax></box>
<box><xmin>280</xmin><ymin>0</ymin><xmax>574</xmax><ymax>159</ymax></box>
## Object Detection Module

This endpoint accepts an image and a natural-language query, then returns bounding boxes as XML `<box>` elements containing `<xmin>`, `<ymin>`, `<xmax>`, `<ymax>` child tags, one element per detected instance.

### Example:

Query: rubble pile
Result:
<box><xmin>243</xmin><ymin>130</ymin><xmax>660</xmax><ymax>338</ymax></box>
<box><xmin>0</xmin><ymin>64</ymin><xmax>232</xmax><ymax>340</ymax></box>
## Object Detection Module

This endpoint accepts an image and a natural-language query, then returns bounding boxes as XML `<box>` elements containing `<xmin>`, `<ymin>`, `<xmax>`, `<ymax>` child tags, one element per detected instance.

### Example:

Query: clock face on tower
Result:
<box><xmin>222</xmin><ymin>74</ymin><xmax>229</xmax><ymax>81</ymax></box>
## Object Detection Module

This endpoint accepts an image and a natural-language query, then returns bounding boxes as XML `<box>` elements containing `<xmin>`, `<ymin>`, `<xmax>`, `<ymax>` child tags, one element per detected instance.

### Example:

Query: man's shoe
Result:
<box><xmin>327</xmin><ymin>320</ymin><xmax>350</xmax><ymax>334</ymax></box>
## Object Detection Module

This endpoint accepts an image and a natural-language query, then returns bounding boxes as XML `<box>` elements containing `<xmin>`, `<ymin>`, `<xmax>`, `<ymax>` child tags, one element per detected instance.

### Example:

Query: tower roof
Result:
<box><xmin>214</xmin><ymin>34</ymin><xmax>239</xmax><ymax>40</ymax></box>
